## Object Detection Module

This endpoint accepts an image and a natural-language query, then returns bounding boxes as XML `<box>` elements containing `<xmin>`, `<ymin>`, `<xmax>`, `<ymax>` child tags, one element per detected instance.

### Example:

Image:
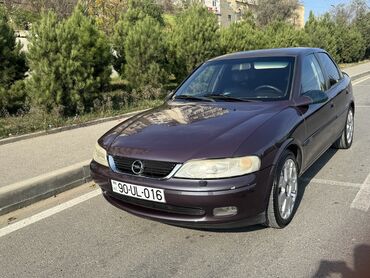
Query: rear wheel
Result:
<box><xmin>333</xmin><ymin>107</ymin><xmax>354</xmax><ymax>149</ymax></box>
<box><xmin>265</xmin><ymin>150</ymin><xmax>298</xmax><ymax>229</ymax></box>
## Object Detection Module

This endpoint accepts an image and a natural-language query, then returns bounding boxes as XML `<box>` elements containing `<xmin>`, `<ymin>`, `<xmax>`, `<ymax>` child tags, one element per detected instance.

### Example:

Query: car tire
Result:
<box><xmin>265</xmin><ymin>150</ymin><xmax>299</xmax><ymax>229</ymax></box>
<box><xmin>333</xmin><ymin>107</ymin><xmax>354</xmax><ymax>149</ymax></box>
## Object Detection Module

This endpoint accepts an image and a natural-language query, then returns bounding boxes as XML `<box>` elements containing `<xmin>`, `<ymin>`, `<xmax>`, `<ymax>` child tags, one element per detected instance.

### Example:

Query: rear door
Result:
<box><xmin>316</xmin><ymin>52</ymin><xmax>349</xmax><ymax>138</ymax></box>
<box><xmin>300</xmin><ymin>54</ymin><xmax>337</xmax><ymax>169</ymax></box>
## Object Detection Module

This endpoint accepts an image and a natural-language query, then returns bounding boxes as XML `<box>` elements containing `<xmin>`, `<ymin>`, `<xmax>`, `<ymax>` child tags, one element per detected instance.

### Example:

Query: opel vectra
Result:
<box><xmin>91</xmin><ymin>48</ymin><xmax>354</xmax><ymax>229</ymax></box>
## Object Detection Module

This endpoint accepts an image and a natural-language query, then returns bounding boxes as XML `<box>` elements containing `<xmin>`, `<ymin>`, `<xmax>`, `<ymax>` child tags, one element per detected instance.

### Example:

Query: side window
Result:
<box><xmin>301</xmin><ymin>54</ymin><xmax>326</xmax><ymax>95</ymax></box>
<box><xmin>317</xmin><ymin>53</ymin><xmax>341</xmax><ymax>84</ymax></box>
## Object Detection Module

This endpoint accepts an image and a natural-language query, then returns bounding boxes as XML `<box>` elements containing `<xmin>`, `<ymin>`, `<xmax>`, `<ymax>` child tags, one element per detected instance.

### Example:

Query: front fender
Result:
<box><xmin>234</xmin><ymin>106</ymin><xmax>306</xmax><ymax>171</ymax></box>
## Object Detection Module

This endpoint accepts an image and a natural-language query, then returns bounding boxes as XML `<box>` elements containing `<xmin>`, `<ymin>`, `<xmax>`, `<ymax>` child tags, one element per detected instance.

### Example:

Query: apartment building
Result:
<box><xmin>204</xmin><ymin>0</ymin><xmax>305</xmax><ymax>28</ymax></box>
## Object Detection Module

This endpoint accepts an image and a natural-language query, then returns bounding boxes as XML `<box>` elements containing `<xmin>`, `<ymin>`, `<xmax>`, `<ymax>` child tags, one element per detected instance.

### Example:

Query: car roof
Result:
<box><xmin>209</xmin><ymin>47</ymin><xmax>326</xmax><ymax>61</ymax></box>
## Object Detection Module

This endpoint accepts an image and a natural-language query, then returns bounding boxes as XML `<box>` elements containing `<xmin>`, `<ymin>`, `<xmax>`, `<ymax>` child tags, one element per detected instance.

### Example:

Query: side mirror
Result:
<box><xmin>329</xmin><ymin>78</ymin><xmax>338</xmax><ymax>87</ymax></box>
<box><xmin>302</xmin><ymin>90</ymin><xmax>328</xmax><ymax>105</ymax></box>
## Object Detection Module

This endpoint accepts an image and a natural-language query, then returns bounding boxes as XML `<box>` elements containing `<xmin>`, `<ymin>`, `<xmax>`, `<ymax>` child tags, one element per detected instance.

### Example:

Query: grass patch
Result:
<box><xmin>0</xmin><ymin>98</ymin><xmax>163</xmax><ymax>139</ymax></box>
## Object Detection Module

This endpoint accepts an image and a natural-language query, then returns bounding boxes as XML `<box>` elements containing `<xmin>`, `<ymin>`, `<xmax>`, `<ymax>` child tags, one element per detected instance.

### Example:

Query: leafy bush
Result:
<box><xmin>305</xmin><ymin>12</ymin><xmax>367</xmax><ymax>63</ymax></box>
<box><xmin>112</xmin><ymin>0</ymin><xmax>164</xmax><ymax>76</ymax></box>
<box><xmin>169</xmin><ymin>4</ymin><xmax>220</xmax><ymax>81</ymax></box>
<box><xmin>0</xmin><ymin>80</ymin><xmax>28</xmax><ymax>115</ymax></box>
<box><xmin>124</xmin><ymin>16</ymin><xmax>168</xmax><ymax>91</ymax></box>
<box><xmin>0</xmin><ymin>9</ymin><xmax>28</xmax><ymax>114</ymax></box>
<box><xmin>264</xmin><ymin>21</ymin><xmax>309</xmax><ymax>48</ymax></box>
<box><xmin>27</xmin><ymin>6</ymin><xmax>112</xmax><ymax>116</ymax></box>
<box><xmin>220</xmin><ymin>20</ymin><xmax>267</xmax><ymax>53</ymax></box>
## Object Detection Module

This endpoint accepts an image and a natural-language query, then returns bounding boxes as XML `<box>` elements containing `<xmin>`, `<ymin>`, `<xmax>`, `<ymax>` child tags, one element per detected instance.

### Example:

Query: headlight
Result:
<box><xmin>93</xmin><ymin>142</ymin><xmax>109</xmax><ymax>167</ymax></box>
<box><xmin>174</xmin><ymin>156</ymin><xmax>261</xmax><ymax>179</ymax></box>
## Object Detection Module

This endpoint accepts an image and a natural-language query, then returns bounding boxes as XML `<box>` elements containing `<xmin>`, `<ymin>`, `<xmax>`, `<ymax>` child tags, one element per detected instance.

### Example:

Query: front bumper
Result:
<box><xmin>90</xmin><ymin>160</ymin><xmax>274</xmax><ymax>228</ymax></box>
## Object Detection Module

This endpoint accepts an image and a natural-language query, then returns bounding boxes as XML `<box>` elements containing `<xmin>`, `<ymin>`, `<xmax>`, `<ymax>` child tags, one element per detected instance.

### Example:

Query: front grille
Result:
<box><xmin>112</xmin><ymin>156</ymin><xmax>177</xmax><ymax>178</ymax></box>
<box><xmin>111</xmin><ymin>193</ymin><xmax>205</xmax><ymax>216</ymax></box>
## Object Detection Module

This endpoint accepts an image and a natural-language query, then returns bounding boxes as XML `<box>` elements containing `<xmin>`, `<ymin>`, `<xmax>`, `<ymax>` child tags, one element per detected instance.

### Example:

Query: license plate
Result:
<box><xmin>111</xmin><ymin>179</ymin><xmax>166</xmax><ymax>203</ymax></box>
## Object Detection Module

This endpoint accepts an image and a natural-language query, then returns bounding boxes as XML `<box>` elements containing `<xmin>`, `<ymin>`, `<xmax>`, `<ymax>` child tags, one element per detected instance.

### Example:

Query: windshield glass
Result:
<box><xmin>175</xmin><ymin>57</ymin><xmax>295</xmax><ymax>101</ymax></box>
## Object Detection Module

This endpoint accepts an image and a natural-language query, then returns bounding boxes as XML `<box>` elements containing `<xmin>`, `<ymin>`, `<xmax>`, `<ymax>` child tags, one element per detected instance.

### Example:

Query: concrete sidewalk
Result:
<box><xmin>1</xmin><ymin>61</ymin><xmax>370</xmax><ymax>215</ymax></box>
<box><xmin>342</xmin><ymin>61</ymin><xmax>370</xmax><ymax>80</ymax></box>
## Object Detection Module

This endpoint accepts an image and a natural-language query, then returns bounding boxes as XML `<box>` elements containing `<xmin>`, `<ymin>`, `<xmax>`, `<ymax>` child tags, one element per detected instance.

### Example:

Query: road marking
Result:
<box><xmin>0</xmin><ymin>189</ymin><xmax>101</xmax><ymax>238</ymax></box>
<box><xmin>351</xmin><ymin>173</ymin><xmax>370</xmax><ymax>212</ymax></box>
<box><xmin>353</xmin><ymin>75</ymin><xmax>370</xmax><ymax>86</ymax></box>
<box><xmin>302</xmin><ymin>178</ymin><xmax>362</xmax><ymax>188</ymax></box>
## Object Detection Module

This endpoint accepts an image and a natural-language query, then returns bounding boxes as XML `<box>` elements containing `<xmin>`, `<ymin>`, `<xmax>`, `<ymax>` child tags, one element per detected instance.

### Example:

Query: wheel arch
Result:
<box><xmin>272</xmin><ymin>139</ymin><xmax>303</xmax><ymax>175</ymax></box>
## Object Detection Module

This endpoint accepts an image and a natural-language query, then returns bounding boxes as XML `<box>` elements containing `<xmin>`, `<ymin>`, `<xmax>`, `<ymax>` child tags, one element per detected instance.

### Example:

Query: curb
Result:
<box><xmin>350</xmin><ymin>70</ymin><xmax>370</xmax><ymax>81</ymax></box>
<box><xmin>0</xmin><ymin>161</ymin><xmax>91</xmax><ymax>216</ymax></box>
<box><xmin>0</xmin><ymin>109</ymin><xmax>148</xmax><ymax>146</ymax></box>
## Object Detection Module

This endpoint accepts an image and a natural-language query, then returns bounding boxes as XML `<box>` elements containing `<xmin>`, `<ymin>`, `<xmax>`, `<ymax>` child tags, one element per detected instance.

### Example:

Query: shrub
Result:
<box><xmin>264</xmin><ymin>21</ymin><xmax>310</xmax><ymax>48</ymax></box>
<box><xmin>355</xmin><ymin>12</ymin><xmax>370</xmax><ymax>58</ymax></box>
<box><xmin>0</xmin><ymin>80</ymin><xmax>28</xmax><ymax>115</ymax></box>
<box><xmin>112</xmin><ymin>0</ymin><xmax>164</xmax><ymax>76</ymax></box>
<box><xmin>305</xmin><ymin>11</ymin><xmax>366</xmax><ymax>63</ymax></box>
<box><xmin>220</xmin><ymin>20</ymin><xmax>267</xmax><ymax>53</ymax></box>
<box><xmin>334</xmin><ymin>23</ymin><xmax>365</xmax><ymax>63</ymax></box>
<box><xmin>124</xmin><ymin>16</ymin><xmax>168</xmax><ymax>91</ymax></box>
<box><xmin>305</xmin><ymin>12</ymin><xmax>341</xmax><ymax>61</ymax></box>
<box><xmin>0</xmin><ymin>9</ymin><xmax>28</xmax><ymax>114</ymax></box>
<box><xmin>27</xmin><ymin>6</ymin><xmax>112</xmax><ymax>116</ymax></box>
<box><xmin>169</xmin><ymin>4</ymin><xmax>220</xmax><ymax>81</ymax></box>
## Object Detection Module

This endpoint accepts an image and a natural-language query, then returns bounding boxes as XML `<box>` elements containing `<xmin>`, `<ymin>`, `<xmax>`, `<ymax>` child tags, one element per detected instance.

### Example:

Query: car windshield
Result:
<box><xmin>175</xmin><ymin>57</ymin><xmax>295</xmax><ymax>101</ymax></box>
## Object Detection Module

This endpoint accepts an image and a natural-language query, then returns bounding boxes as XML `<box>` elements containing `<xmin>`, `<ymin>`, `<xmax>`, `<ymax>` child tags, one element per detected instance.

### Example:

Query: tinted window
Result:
<box><xmin>176</xmin><ymin>57</ymin><xmax>295</xmax><ymax>101</ymax></box>
<box><xmin>317</xmin><ymin>53</ymin><xmax>341</xmax><ymax>82</ymax></box>
<box><xmin>301</xmin><ymin>54</ymin><xmax>325</xmax><ymax>94</ymax></box>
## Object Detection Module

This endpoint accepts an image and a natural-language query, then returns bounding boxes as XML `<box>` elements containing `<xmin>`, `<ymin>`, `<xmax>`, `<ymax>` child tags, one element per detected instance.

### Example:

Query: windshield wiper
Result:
<box><xmin>204</xmin><ymin>94</ymin><xmax>259</xmax><ymax>102</ymax></box>
<box><xmin>174</xmin><ymin>95</ymin><xmax>215</xmax><ymax>102</ymax></box>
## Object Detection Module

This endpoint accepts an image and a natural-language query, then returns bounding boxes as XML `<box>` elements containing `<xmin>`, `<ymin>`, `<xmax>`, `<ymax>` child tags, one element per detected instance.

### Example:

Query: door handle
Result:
<box><xmin>330</xmin><ymin>102</ymin><xmax>335</xmax><ymax>108</ymax></box>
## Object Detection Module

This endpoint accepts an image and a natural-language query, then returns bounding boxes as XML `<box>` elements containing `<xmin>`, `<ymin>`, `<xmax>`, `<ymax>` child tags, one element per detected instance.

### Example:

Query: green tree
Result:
<box><xmin>334</xmin><ymin>22</ymin><xmax>365</xmax><ymax>63</ymax></box>
<box><xmin>220</xmin><ymin>20</ymin><xmax>267</xmax><ymax>53</ymax></box>
<box><xmin>264</xmin><ymin>21</ymin><xmax>309</xmax><ymax>48</ymax></box>
<box><xmin>254</xmin><ymin>0</ymin><xmax>300</xmax><ymax>26</ymax></box>
<box><xmin>27</xmin><ymin>6</ymin><xmax>111</xmax><ymax>115</ymax></box>
<box><xmin>354</xmin><ymin>11</ymin><xmax>370</xmax><ymax>58</ymax></box>
<box><xmin>0</xmin><ymin>9</ymin><xmax>28</xmax><ymax>114</ymax></box>
<box><xmin>169</xmin><ymin>4</ymin><xmax>220</xmax><ymax>81</ymax></box>
<box><xmin>305</xmin><ymin>12</ymin><xmax>340</xmax><ymax>61</ymax></box>
<box><xmin>124</xmin><ymin>16</ymin><xmax>168</xmax><ymax>91</ymax></box>
<box><xmin>305</xmin><ymin>11</ymin><xmax>366</xmax><ymax>63</ymax></box>
<box><xmin>112</xmin><ymin>0</ymin><xmax>164</xmax><ymax>76</ymax></box>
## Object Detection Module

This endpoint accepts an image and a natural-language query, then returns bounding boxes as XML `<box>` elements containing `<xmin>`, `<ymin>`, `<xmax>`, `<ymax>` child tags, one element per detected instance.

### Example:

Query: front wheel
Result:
<box><xmin>265</xmin><ymin>150</ymin><xmax>299</xmax><ymax>229</ymax></box>
<box><xmin>333</xmin><ymin>107</ymin><xmax>354</xmax><ymax>149</ymax></box>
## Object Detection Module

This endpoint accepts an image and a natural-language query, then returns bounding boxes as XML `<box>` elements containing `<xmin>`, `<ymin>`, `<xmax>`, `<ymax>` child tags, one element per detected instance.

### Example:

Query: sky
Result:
<box><xmin>302</xmin><ymin>0</ymin><xmax>370</xmax><ymax>21</ymax></box>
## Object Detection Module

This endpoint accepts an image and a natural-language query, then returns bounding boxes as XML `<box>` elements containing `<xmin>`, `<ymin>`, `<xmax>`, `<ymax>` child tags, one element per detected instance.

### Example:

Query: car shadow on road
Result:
<box><xmin>312</xmin><ymin>244</ymin><xmax>370</xmax><ymax>278</ymax></box>
<box><xmin>295</xmin><ymin>147</ymin><xmax>339</xmax><ymax>214</ymax></box>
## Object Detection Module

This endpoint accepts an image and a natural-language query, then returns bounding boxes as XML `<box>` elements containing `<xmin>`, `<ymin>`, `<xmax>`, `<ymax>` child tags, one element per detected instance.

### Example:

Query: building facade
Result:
<box><xmin>203</xmin><ymin>0</ymin><xmax>305</xmax><ymax>28</ymax></box>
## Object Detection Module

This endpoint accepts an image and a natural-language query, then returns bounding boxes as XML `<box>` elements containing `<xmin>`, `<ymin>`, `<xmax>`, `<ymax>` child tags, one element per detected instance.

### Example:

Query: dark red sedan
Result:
<box><xmin>91</xmin><ymin>48</ymin><xmax>354</xmax><ymax>229</ymax></box>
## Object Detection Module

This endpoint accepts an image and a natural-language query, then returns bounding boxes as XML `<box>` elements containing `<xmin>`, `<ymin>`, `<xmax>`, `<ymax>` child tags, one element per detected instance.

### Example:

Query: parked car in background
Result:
<box><xmin>91</xmin><ymin>48</ymin><xmax>354</xmax><ymax>229</ymax></box>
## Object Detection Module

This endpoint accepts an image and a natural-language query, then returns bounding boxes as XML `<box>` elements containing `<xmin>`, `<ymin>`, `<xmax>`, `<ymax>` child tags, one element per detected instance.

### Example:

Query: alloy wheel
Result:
<box><xmin>346</xmin><ymin>109</ymin><xmax>354</xmax><ymax>145</ymax></box>
<box><xmin>277</xmin><ymin>159</ymin><xmax>298</xmax><ymax>220</ymax></box>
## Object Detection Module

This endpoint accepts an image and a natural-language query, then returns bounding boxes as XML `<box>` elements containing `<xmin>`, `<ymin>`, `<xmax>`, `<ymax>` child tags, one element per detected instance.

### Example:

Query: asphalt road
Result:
<box><xmin>1</xmin><ymin>76</ymin><xmax>370</xmax><ymax>278</ymax></box>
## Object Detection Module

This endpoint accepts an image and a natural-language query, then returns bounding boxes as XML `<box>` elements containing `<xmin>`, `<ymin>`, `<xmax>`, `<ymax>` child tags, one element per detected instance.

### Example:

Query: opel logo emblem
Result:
<box><xmin>131</xmin><ymin>160</ymin><xmax>144</xmax><ymax>175</ymax></box>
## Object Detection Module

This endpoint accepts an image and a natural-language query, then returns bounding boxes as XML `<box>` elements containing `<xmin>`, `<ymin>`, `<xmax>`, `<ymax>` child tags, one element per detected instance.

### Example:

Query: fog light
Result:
<box><xmin>213</xmin><ymin>206</ymin><xmax>238</xmax><ymax>217</ymax></box>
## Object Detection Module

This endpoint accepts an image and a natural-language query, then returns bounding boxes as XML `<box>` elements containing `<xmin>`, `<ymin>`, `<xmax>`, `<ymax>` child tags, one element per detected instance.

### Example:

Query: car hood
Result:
<box><xmin>106</xmin><ymin>101</ymin><xmax>286</xmax><ymax>162</ymax></box>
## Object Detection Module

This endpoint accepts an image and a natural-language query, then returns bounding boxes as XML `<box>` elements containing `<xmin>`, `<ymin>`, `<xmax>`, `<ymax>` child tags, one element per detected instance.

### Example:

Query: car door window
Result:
<box><xmin>317</xmin><ymin>53</ymin><xmax>341</xmax><ymax>87</ymax></box>
<box><xmin>301</xmin><ymin>54</ymin><xmax>326</xmax><ymax>94</ymax></box>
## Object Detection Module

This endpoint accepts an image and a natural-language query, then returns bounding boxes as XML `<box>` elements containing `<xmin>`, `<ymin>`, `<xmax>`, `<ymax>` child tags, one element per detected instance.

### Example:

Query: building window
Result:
<box><xmin>228</xmin><ymin>15</ymin><xmax>232</xmax><ymax>21</ymax></box>
<box><xmin>212</xmin><ymin>0</ymin><xmax>216</xmax><ymax>6</ymax></box>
